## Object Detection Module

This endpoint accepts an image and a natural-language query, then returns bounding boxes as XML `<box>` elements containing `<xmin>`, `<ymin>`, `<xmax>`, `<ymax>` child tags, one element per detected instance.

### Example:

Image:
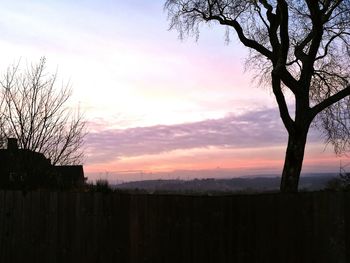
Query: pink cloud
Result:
<box><xmin>84</xmin><ymin>107</ymin><xmax>328</xmax><ymax>169</ymax></box>
<box><xmin>85</xmin><ymin>108</ymin><xmax>287</xmax><ymax>163</ymax></box>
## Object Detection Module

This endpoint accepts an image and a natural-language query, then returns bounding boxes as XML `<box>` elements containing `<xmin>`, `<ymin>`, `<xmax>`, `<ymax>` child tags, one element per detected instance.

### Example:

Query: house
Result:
<box><xmin>0</xmin><ymin>138</ymin><xmax>86</xmax><ymax>189</ymax></box>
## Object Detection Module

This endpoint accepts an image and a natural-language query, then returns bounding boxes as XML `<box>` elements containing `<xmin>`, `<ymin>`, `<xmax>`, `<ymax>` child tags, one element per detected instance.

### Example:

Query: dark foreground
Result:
<box><xmin>0</xmin><ymin>190</ymin><xmax>348</xmax><ymax>263</ymax></box>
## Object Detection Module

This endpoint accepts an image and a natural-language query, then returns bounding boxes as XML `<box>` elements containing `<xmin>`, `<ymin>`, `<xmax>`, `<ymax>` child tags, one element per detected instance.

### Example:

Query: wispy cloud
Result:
<box><xmin>86</xmin><ymin>107</ymin><xmax>324</xmax><ymax>164</ymax></box>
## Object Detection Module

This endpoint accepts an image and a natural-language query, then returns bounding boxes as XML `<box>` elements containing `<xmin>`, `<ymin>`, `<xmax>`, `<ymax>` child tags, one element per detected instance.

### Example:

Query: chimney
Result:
<box><xmin>7</xmin><ymin>138</ymin><xmax>18</xmax><ymax>151</ymax></box>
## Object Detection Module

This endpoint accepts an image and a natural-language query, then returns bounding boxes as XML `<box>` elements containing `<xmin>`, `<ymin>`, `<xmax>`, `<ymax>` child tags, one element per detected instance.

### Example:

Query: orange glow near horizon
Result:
<box><xmin>84</xmin><ymin>143</ymin><xmax>341</xmax><ymax>181</ymax></box>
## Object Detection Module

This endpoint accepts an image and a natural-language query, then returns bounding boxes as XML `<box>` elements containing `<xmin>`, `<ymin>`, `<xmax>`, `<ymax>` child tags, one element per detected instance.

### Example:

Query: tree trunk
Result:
<box><xmin>280</xmin><ymin>131</ymin><xmax>308</xmax><ymax>193</ymax></box>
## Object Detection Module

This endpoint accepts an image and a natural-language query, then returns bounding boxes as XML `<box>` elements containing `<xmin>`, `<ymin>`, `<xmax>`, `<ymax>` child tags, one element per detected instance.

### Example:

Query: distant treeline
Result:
<box><xmin>114</xmin><ymin>174</ymin><xmax>336</xmax><ymax>194</ymax></box>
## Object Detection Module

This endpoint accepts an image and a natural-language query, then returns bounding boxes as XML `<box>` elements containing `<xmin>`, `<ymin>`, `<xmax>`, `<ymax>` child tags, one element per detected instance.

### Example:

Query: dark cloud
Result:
<box><xmin>85</xmin><ymin>107</ymin><xmax>322</xmax><ymax>163</ymax></box>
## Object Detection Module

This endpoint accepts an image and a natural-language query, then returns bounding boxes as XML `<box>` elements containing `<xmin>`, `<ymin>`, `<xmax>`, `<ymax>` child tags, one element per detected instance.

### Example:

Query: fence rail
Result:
<box><xmin>0</xmin><ymin>191</ymin><xmax>349</xmax><ymax>263</ymax></box>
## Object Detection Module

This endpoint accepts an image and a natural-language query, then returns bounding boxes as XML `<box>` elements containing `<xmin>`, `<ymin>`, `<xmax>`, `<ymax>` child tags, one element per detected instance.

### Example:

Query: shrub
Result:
<box><xmin>325</xmin><ymin>172</ymin><xmax>350</xmax><ymax>191</ymax></box>
<box><xmin>88</xmin><ymin>179</ymin><xmax>113</xmax><ymax>193</ymax></box>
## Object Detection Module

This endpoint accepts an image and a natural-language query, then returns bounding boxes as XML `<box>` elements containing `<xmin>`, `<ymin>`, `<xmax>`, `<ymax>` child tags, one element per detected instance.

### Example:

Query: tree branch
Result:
<box><xmin>277</xmin><ymin>0</ymin><xmax>290</xmax><ymax>64</ymax></box>
<box><xmin>221</xmin><ymin>18</ymin><xmax>273</xmax><ymax>59</ymax></box>
<box><xmin>272</xmin><ymin>74</ymin><xmax>294</xmax><ymax>133</ymax></box>
<box><xmin>311</xmin><ymin>85</ymin><xmax>350</xmax><ymax>117</ymax></box>
<box><xmin>195</xmin><ymin>10</ymin><xmax>273</xmax><ymax>59</ymax></box>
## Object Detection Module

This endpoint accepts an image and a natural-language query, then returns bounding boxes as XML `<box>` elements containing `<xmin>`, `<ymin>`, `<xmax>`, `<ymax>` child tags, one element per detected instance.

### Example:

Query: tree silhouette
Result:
<box><xmin>165</xmin><ymin>0</ymin><xmax>350</xmax><ymax>192</ymax></box>
<box><xmin>0</xmin><ymin>58</ymin><xmax>86</xmax><ymax>165</ymax></box>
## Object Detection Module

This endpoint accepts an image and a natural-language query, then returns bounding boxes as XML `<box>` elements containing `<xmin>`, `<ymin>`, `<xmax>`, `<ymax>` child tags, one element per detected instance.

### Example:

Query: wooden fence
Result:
<box><xmin>0</xmin><ymin>191</ymin><xmax>349</xmax><ymax>263</ymax></box>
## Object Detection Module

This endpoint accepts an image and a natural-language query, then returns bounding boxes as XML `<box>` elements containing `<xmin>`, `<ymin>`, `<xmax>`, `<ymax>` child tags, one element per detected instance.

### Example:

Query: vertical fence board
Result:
<box><xmin>0</xmin><ymin>191</ymin><xmax>5</xmax><ymax>263</ymax></box>
<box><xmin>345</xmin><ymin>192</ymin><xmax>350</xmax><ymax>263</ymax></box>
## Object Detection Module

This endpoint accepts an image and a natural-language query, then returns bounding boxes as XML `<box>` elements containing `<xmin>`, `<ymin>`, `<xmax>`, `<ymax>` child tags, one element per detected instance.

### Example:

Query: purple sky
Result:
<box><xmin>0</xmin><ymin>0</ymin><xmax>344</xmax><ymax>181</ymax></box>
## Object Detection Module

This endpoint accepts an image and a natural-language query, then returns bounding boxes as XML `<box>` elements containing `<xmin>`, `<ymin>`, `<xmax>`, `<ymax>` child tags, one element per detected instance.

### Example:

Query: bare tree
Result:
<box><xmin>165</xmin><ymin>0</ymin><xmax>350</xmax><ymax>192</ymax></box>
<box><xmin>0</xmin><ymin>58</ymin><xmax>86</xmax><ymax>165</ymax></box>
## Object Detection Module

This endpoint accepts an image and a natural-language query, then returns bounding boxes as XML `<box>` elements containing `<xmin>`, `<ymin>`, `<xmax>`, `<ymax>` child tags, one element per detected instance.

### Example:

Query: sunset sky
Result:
<box><xmin>0</xmin><ymin>0</ymin><xmax>343</xmax><ymax>182</ymax></box>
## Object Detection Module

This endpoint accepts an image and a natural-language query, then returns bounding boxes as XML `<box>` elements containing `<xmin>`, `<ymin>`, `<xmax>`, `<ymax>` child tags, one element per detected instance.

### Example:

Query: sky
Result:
<box><xmin>0</xmin><ymin>0</ymin><xmax>343</xmax><ymax>182</ymax></box>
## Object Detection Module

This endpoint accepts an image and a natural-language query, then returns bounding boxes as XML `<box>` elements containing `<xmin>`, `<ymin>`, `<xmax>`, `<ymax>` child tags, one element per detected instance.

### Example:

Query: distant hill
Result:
<box><xmin>113</xmin><ymin>173</ymin><xmax>337</xmax><ymax>194</ymax></box>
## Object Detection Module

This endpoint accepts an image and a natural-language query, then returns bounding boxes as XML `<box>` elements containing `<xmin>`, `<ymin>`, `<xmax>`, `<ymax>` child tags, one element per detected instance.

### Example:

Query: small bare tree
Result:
<box><xmin>0</xmin><ymin>58</ymin><xmax>86</xmax><ymax>165</ymax></box>
<box><xmin>165</xmin><ymin>0</ymin><xmax>350</xmax><ymax>192</ymax></box>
